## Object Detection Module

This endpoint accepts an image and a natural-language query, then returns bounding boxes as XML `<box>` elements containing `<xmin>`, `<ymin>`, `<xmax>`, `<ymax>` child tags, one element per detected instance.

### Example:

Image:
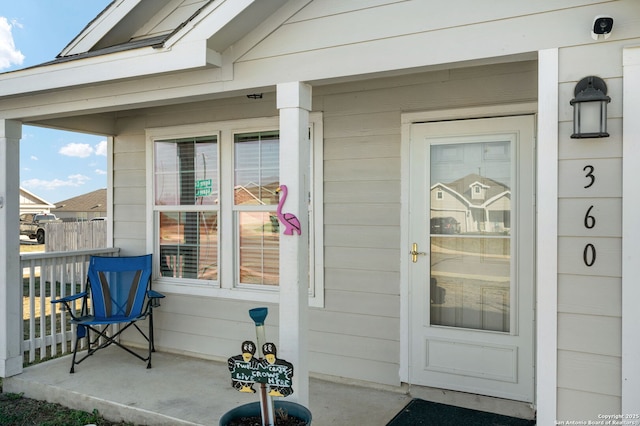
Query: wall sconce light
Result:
<box><xmin>570</xmin><ymin>76</ymin><xmax>611</xmax><ymax>139</ymax></box>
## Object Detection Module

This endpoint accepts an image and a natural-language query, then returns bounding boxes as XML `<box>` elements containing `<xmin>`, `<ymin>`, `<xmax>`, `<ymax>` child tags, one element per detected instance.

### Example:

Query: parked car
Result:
<box><xmin>430</xmin><ymin>217</ymin><xmax>461</xmax><ymax>234</ymax></box>
<box><xmin>19</xmin><ymin>213</ymin><xmax>62</xmax><ymax>244</ymax></box>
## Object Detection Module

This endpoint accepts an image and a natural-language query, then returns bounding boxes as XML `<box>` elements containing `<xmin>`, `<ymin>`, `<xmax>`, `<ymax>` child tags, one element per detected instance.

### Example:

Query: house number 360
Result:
<box><xmin>583</xmin><ymin>165</ymin><xmax>596</xmax><ymax>267</ymax></box>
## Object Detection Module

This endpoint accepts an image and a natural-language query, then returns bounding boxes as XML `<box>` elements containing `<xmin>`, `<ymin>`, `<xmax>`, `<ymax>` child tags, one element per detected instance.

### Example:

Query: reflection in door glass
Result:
<box><xmin>429</xmin><ymin>141</ymin><xmax>511</xmax><ymax>332</ymax></box>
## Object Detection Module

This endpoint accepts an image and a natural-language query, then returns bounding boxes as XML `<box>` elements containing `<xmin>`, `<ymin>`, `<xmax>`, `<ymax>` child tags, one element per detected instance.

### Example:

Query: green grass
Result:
<box><xmin>0</xmin><ymin>388</ymin><xmax>136</xmax><ymax>426</ymax></box>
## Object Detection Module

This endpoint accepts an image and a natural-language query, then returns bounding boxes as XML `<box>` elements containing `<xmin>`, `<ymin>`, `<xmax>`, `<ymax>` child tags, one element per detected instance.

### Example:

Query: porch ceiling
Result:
<box><xmin>4</xmin><ymin>50</ymin><xmax>536</xmax><ymax>136</ymax></box>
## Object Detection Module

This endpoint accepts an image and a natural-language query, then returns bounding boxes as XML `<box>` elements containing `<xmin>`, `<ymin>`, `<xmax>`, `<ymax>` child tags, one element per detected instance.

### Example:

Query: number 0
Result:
<box><xmin>583</xmin><ymin>244</ymin><xmax>596</xmax><ymax>267</ymax></box>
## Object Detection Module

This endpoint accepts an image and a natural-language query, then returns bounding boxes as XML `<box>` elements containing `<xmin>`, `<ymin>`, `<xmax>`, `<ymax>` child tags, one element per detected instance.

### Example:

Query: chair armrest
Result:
<box><xmin>147</xmin><ymin>289</ymin><xmax>165</xmax><ymax>309</ymax></box>
<box><xmin>147</xmin><ymin>290</ymin><xmax>165</xmax><ymax>299</ymax></box>
<box><xmin>51</xmin><ymin>292</ymin><xmax>87</xmax><ymax>304</ymax></box>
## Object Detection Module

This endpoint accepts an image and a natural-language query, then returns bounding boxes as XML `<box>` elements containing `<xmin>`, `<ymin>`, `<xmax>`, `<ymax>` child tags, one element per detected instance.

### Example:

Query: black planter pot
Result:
<box><xmin>219</xmin><ymin>400</ymin><xmax>312</xmax><ymax>426</ymax></box>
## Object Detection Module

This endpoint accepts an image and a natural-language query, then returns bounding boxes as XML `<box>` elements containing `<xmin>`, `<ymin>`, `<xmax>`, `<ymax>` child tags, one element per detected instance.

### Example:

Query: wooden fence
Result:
<box><xmin>45</xmin><ymin>221</ymin><xmax>107</xmax><ymax>252</ymax></box>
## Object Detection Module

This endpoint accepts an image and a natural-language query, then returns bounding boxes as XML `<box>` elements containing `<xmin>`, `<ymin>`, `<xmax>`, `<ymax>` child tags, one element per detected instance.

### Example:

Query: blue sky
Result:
<box><xmin>0</xmin><ymin>1</ymin><xmax>113</xmax><ymax>204</ymax></box>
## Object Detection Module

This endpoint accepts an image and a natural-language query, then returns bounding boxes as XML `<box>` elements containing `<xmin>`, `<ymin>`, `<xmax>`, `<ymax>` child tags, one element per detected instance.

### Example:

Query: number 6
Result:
<box><xmin>584</xmin><ymin>205</ymin><xmax>596</xmax><ymax>229</ymax></box>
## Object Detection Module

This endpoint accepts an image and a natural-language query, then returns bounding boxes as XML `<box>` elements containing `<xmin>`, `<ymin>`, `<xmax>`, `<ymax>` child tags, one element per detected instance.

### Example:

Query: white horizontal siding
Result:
<box><xmin>558</xmin><ymin>314</ymin><xmax>621</xmax><ymax>357</ymax></box>
<box><xmin>111</xmin><ymin>61</ymin><xmax>536</xmax><ymax>387</ymax></box>
<box><xmin>557</xmin><ymin>388</ymin><xmax>621</xmax><ymax>422</ymax></box>
<box><xmin>227</xmin><ymin>1</ymin><xmax>640</xmax><ymax>95</ymax></box>
<box><xmin>557</xmin><ymin>237</ymin><xmax>621</xmax><ymax>277</ymax></box>
<box><xmin>112</xmin><ymin>133</ymin><xmax>147</xmax><ymax>256</ymax></box>
<box><xmin>244</xmin><ymin>0</ymin><xmax>604</xmax><ymax>62</ymax></box>
<box><xmin>324</xmin><ymin>268</ymin><xmax>399</xmax><ymax>295</ymax></box>
<box><xmin>310</xmin><ymin>352</ymin><xmax>401</xmax><ymax>386</ymax></box>
<box><xmin>309</xmin><ymin>310</ymin><xmax>399</xmax><ymax>341</ymax></box>
<box><xmin>325</xmin><ymin>225</ymin><xmax>400</xmax><ymax>249</ymax></box>
<box><xmin>324</xmin><ymin>180</ymin><xmax>399</xmax><ymax>203</ymax></box>
<box><xmin>558</xmin><ymin>199</ymin><xmax>621</xmax><ymax>237</ymax></box>
<box><xmin>316</xmin><ymin>62</ymin><xmax>536</xmax><ymax>385</ymax></box>
<box><xmin>558</xmin><ymin>275</ymin><xmax>620</xmax><ymax>317</ymax></box>
<box><xmin>558</xmin><ymin>351</ymin><xmax>621</xmax><ymax>397</ymax></box>
<box><xmin>556</xmin><ymin>32</ymin><xmax>627</xmax><ymax>417</ymax></box>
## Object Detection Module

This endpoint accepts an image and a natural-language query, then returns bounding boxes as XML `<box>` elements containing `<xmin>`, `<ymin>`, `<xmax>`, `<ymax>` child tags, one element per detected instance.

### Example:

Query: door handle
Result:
<box><xmin>410</xmin><ymin>243</ymin><xmax>426</xmax><ymax>263</ymax></box>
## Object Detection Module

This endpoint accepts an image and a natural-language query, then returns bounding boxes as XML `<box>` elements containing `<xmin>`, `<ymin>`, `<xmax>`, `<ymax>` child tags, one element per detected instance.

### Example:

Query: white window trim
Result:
<box><xmin>145</xmin><ymin>114</ymin><xmax>324</xmax><ymax>307</ymax></box>
<box><xmin>622</xmin><ymin>45</ymin><xmax>640</xmax><ymax>414</ymax></box>
<box><xmin>535</xmin><ymin>48</ymin><xmax>558</xmax><ymax>424</ymax></box>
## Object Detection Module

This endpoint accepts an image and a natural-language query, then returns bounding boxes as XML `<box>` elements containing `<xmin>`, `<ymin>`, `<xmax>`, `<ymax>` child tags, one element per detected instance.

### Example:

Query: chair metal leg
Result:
<box><xmin>70</xmin><ymin>324</ymin><xmax>86</xmax><ymax>374</ymax></box>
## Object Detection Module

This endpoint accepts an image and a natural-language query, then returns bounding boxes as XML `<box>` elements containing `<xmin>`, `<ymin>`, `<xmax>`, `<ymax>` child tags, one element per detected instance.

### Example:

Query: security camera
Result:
<box><xmin>592</xmin><ymin>16</ymin><xmax>614</xmax><ymax>40</ymax></box>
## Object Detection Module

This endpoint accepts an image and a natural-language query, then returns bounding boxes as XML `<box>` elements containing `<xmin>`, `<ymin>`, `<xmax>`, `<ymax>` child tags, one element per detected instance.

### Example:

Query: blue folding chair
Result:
<box><xmin>52</xmin><ymin>254</ymin><xmax>164</xmax><ymax>373</ymax></box>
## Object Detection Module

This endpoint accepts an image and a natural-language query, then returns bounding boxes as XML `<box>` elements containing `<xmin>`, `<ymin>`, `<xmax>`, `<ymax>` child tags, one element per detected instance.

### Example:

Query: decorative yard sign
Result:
<box><xmin>195</xmin><ymin>178</ymin><xmax>213</xmax><ymax>197</ymax></box>
<box><xmin>228</xmin><ymin>341</ymin><xmax>294</xmax><ymax>397</ymax></box>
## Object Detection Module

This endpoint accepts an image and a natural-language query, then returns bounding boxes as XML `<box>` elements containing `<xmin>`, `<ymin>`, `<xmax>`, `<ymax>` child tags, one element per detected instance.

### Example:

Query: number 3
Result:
<box><xmin>583</xmin><ymin>165</ymin><xmax>595</xmax><ymax>189</ymax></box>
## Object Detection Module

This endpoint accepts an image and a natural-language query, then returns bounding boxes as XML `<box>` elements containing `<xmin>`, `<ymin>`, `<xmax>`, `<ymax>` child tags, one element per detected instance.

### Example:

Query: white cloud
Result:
<box><xmin>95</xmin><ymin>169</ymin><xmax>107</xmax><ymax>175</ymax></box>
<box><xmin>22</xmin><ymin>174</ymin><xmax>91</xmax><ymax>190</ymax></box>
<box><xmin>0</xmin><ymin>17</ymin><xmax>25</xmax><ymax>70</ymax></box>
<box><xmin>95</xmin><ymin>140</ymin><xmax>107</xmax><ymax>156</ymax></box>
<box><xmin>59</xmin><ymin>143</ymin><xmax>93</xmax><ymax>158</ymax></box>
<box><xmin>67</xmin><ymin>174</ymin><xmax>91</xmax><ymax>185</ymax></box>
<box><xmin>30</xmin><ymin>155</ymin><xmax>38</xmax><ymax>161</ymax></box>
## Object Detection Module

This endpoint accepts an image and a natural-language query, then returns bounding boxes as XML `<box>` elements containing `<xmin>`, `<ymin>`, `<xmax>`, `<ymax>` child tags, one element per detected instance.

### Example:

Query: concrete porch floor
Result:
<box><xmin>4</xmin><ymin>347</ymin><xmax>410</xmax><ymax>425</ymax></box>
<box><xmin>4</xmin><ymin>347</ymin><xmax>535</xmax><ymax>425</ymax></box>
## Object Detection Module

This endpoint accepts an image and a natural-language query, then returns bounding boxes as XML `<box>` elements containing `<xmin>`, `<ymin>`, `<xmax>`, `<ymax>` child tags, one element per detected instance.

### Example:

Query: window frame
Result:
<box><xmin>145</xmin><ymin>115</ymin><xmax>324</xmax><ymax>307</ymax></box>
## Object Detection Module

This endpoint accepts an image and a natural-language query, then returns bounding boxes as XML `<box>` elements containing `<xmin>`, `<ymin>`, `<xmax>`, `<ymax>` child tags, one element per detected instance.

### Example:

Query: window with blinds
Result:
<box><xmin>148</xmin><ymin>114</ymin><xmax>324</xmax><ymax>307</ymax></box>
<box><xmin>234</xmin><ymin>131</ymin><xmax>280</xmax><ymax>286</ymax></box>
<box><xmin>154</xmin><ymin>136</ymin><xmax>218</xmax><ymax>280</ymax></box>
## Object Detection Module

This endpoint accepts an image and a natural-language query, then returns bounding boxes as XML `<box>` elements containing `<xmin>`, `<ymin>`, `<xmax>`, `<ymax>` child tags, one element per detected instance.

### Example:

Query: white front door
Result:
<box><xmin>408</xmin><ymin>115</ymin><xmax>535</xmax><ymax>402</ymax></box>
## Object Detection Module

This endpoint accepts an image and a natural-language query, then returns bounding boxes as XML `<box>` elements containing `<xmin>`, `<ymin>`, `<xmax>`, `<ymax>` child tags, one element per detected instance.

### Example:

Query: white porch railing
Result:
<box><xmin>20</xmin><ymin>248</ymin><xmax>120</xmax><ymax>364</ymax></box>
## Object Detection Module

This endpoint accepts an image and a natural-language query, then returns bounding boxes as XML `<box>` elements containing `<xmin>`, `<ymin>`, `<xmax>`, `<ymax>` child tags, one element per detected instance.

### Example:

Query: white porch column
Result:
<box><xmin>0</xmin><ymin>119</ymin><xmax>22</xmax><ymax>377</ymax></box>
<box><xmin>277</xmin><ymin>82</ymin><xmax>311</xmax><ymax>407</ymax></box>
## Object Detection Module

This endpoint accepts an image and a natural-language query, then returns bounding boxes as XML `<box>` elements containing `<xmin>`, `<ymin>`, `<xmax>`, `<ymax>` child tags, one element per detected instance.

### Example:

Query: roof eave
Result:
<box><xmin>0</xmin><ymin>39</ymin><xmax>218</xmax><ymax>98</ymax></box>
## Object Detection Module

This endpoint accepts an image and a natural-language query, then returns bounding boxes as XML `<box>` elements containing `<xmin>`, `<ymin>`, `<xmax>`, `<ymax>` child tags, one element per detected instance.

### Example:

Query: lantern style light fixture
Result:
<box><xmin>570</xmin><ymin>76</ymin><xmax>611</xmax><ymax>138</ymax></box>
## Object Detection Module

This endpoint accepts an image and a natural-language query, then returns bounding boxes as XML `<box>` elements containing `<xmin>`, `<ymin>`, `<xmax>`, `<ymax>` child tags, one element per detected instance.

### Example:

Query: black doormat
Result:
<box><xmin>386</xmin><ymin>399</ymin><xmax>536</xmax><ymax>426</ymax></box>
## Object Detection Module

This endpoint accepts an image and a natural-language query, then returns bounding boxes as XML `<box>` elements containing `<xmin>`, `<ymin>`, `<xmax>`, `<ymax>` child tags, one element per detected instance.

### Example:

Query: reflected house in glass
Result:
<box><xmin>431</xmin><ymin>174</ymin><xmax>511</xmax><ymax>235</ymax></box>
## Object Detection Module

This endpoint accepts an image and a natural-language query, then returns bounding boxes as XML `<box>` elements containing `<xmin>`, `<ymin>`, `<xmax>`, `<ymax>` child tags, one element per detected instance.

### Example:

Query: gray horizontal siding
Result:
<box><xmin>112</xmin><ymin>60</ymin><xmax>537</xmax><ymax>387</ymax></box>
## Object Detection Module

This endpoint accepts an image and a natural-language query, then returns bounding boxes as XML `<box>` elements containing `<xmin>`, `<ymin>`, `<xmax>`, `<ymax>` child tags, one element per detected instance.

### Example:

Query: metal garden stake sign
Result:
<box><xmin>228</xmin><ymin>307</ymin><xmax>294</xmax><ymax>426</ymax></box>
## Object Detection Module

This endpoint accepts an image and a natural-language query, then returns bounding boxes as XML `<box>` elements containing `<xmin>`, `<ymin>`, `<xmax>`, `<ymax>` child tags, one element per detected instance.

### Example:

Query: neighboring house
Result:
<box><xmin>19</xmin><ymin>187</ymin><xmax>55</xmax><ymax>216</ymax></box>
<box><xmin>51</xmin><ymin>188</ymin><xmax>107</xmax><ymax>221</ymax></box>
<box><xmin>1</xmin><ymin>1</ymin><xmax>640</xmax><ymax>424</ymax></box>
<box><xmin>431</xmin><ymin>174</ymin><xmax>511</xmax><ymax>234</ymax></box>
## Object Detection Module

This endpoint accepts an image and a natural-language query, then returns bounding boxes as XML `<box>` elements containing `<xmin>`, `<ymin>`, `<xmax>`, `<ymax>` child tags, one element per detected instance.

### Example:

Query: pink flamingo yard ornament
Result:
<box><xmin>276</xmin><ymin>185</ymin><xmax>301</xmax><ymax>235</ymax></box>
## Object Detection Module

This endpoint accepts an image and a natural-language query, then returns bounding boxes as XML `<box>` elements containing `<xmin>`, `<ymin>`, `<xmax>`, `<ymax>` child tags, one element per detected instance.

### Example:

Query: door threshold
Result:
<box><xmin>407</xmin><ymin>384</ymin><xmax>535</xmax><ymax>420</ymax></box>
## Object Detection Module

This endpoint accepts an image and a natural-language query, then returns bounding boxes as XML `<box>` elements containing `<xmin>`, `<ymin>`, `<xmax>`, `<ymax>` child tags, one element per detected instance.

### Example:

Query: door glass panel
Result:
<box><xmin>429</xmin><ymin>141</ymin><xmax>511</xmax><ymax>332</ymax></box>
